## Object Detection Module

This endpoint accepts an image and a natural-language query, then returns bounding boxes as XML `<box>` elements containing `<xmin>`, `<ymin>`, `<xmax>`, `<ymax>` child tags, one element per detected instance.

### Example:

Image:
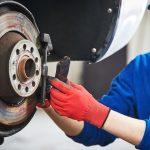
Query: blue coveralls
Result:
<box><xmin>69</xmin><ymin>53</ymin><xmax>150</xmax><ymax>150</ymax></box>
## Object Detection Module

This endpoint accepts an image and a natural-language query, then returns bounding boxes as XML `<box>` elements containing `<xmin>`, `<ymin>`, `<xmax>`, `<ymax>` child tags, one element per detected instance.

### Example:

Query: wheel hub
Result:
<box><xmin>9</xmin><ymin>40</ymin><xmax>41</xmax><ymax>98</ymax></box>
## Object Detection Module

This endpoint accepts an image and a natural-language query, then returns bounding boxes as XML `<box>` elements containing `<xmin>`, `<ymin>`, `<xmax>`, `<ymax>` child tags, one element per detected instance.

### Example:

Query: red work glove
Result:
<box><xmin>50</xmin><ymin>79</ymin><xmax>110</xmax><ymax>128</ymax></box>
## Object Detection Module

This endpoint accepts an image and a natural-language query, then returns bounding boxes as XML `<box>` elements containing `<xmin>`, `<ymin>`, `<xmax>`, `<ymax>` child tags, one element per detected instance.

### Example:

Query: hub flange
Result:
<box><xmin>9</xmin><ymin>40</ymin><xmax>41</xmax><ymax>97</ymax></box>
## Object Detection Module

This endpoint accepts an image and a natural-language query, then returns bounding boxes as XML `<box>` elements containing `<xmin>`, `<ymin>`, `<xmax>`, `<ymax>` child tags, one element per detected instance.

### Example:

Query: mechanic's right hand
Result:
<box><xmin>50</xmin><ymin>79</ymin><xmax>110</xmax><ymax>128</ymax></box>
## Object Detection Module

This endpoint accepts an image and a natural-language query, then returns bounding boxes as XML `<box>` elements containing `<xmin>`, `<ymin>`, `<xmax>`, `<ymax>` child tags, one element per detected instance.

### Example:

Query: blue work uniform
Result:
<box><xmin>69</xmin><ymin>53</ymin><xmax>150</xmax><ymax>150</ymax></box>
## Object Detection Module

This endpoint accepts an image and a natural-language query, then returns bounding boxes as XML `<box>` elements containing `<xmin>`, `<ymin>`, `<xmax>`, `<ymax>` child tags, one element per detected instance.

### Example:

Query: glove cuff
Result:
<box><xmin>86</xmin><ymin>99</ymin><xmax>110</xmax><ymax>128</ymax></box>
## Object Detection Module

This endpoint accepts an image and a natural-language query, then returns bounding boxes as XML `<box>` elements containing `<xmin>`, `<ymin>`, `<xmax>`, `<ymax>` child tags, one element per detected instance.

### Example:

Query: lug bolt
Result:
<box><xmin>91</xmin><ymin>48</ymin><xmax>97</xmax><ymax>53</ymax></box>
<box><xmin>107</xmin><ymin>8</ymin><xmax>113</xmax><ymax>14</ymax></box>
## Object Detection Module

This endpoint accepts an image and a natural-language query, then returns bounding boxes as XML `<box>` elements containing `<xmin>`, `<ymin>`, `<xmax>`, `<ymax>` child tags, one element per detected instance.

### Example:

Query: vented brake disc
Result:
<box><xmin>0</xmin><ymin>1</ymin><xmax>41</xmax><ymax>139</ymax></box>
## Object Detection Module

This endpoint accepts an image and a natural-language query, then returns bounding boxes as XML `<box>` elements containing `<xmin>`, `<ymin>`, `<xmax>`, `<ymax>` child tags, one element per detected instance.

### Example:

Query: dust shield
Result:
<box><xmin>20</xmin><ymin>0</ymin><xmax>148</xmax><ymax>62</ymax></box>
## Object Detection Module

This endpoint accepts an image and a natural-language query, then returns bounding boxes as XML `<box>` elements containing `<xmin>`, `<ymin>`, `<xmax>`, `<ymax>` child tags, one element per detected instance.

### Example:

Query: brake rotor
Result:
<box><xmin>0</xmin><ymin>10</ymin><xmax>41</xmax><ymax>137</ymax></box>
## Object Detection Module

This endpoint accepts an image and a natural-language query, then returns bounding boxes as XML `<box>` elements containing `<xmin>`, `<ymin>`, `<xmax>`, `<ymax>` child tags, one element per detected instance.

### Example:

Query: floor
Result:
<box><xmin>1</xmin><ymin>110</ymin><xmax>134</xmax><ymax>150</ymax></box>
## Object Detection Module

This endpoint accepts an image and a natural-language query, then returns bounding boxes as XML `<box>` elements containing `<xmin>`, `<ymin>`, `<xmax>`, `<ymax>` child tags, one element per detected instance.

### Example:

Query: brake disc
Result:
<box><xmin>0</xmin><ymin>2</ymin><xmax>41</xmax><ymax>138</ymax></box>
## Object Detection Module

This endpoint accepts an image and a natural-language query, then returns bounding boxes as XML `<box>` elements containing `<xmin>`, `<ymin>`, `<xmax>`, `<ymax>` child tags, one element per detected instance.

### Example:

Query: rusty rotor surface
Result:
<box><xmin>0</xmin><ymin>11</ymin><xmax>40</xmax><ymax>127</ymax></box>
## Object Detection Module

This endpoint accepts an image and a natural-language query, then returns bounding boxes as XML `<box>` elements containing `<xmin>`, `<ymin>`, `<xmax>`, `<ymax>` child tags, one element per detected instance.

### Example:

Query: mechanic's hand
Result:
<box><xmin>50</xmin><ymin>79</ymin><xmax>110</xmax><ymax>128</ymax></box>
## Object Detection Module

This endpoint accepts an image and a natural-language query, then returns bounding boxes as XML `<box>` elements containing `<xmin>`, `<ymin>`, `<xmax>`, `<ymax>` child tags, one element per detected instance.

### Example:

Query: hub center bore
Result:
<box><xmin>18</xmin><ymin>56</ymin><xmax>36</xmax><ymax>82</ymax></box>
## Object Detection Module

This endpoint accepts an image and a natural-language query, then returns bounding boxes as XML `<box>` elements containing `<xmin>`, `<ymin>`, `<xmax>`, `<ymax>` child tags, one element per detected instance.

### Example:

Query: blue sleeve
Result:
<box><xmin>136</xmin><ymin>120</ymin><xmax>150</xmax><ymax>150</ymax></box>
<box><xmin>68</xmin><ymin>58</ymin><xmax>137</xmax><ymax>147</ymax></box>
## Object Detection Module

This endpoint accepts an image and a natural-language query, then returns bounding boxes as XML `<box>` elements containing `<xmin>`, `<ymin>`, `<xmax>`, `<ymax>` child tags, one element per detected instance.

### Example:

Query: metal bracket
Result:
<box><xmin>38</xmin><ymin>33</ymin><xmax>53</xmax><ymax>104</ymax></box>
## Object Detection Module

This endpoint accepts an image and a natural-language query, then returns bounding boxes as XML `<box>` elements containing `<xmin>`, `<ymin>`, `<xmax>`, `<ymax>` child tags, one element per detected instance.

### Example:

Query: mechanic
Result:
<box><xmin>38</xmin><ymin>53</ymin><xmax>150</xmax><ymax>150</ymax></box>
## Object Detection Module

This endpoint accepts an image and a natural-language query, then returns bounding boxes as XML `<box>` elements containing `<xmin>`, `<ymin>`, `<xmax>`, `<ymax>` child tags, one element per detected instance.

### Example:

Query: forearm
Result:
<box><xmin>44</xmin><ymin>102</ymin><xmax>145</xmax><ymax>145</ymax></box>
<box><xmin>103</xmin><ymin>110</ymin><xmax>146</xmax><ymax>145</ymax></box>
<box><xmin>44</xmin><ymin>106</ymin><xmax>84</xmax><ymax>136</ymax></box>
<box><xmin>43</xmin><ymin>107</ymin><xmax>146</xmax><ymax>146</ymax></box>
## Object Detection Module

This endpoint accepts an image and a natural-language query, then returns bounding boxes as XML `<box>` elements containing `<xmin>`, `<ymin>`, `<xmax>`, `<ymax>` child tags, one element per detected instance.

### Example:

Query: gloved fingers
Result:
<box><xmin>50</xmin><ymin>88</ymin><xmax>68</xmax><ymax>100</ymax></box>
<box><xmin>51</xmin><ymin>95</ymin><xmax>67</xmax><ymax>107</ymax></box>
<box><xmin>50</xmin><ymin>79</ymin><xmax>72</xmax><ymax>94</ymax></box>
<box><xmin>51</xmin><ymin>101</ymin><xmax>67</xmax><ymax>116</ymax></box>
<box><xmin>68</xmin><ymin>81</ymin><xmax>83</xmax><ymax>90</ymax></box>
